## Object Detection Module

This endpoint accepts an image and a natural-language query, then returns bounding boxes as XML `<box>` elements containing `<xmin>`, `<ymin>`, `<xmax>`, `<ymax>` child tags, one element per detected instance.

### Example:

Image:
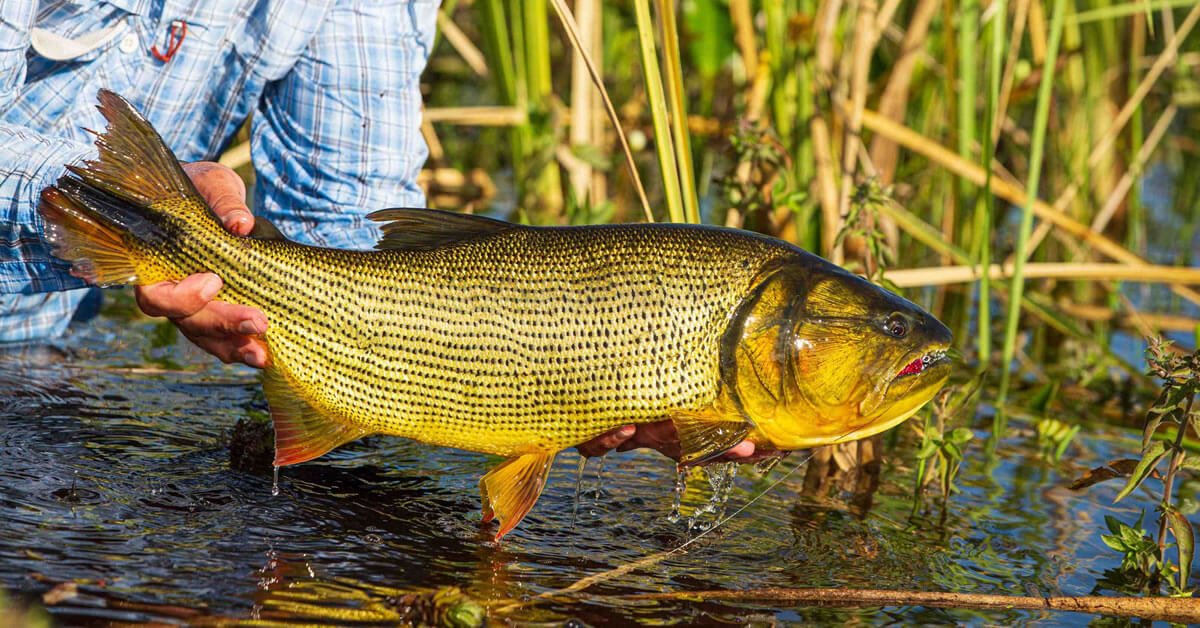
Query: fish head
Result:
<box><xmin>724</xmin><ymin>258</ymin><xmax>953</xmax><ymax>451</ymax></box>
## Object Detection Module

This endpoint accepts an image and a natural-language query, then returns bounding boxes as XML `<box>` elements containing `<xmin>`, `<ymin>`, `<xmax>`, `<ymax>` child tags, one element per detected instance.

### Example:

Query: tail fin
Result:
<box><xmin>67</xmin><ymin>89</ymin><xmax>206</xmax><ymax>208</ymax></box>
<box><xmin>39</xmin><ymin>89</ymin><xmax>217</xmax><ymax>286</ymax></box>
<box><xmin>39</xmin><ymin>187</ymin><xmax>137</xmax><ymax>286</ymax></box>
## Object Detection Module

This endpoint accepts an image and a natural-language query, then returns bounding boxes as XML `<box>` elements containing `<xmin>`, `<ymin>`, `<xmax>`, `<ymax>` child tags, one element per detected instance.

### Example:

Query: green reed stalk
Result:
<box><xmin>977</xmin><ymin>0</ymin><xmax>1005</xmax><ymax>365</ymax></box>
<box><xmin>1126</xmin><ymin>12</ymin><xmax>1146</xmax><ymax>253</ymax></box>
<box><xmin>633</xmin><ymin>0</ymin><xmax>686</xmax><ymax>224</ymax></box>
<box><xmin>520</xmin><ymin>0</ymin><xmax>563</xmax><ymax>221</ymax></box>
<box><xmin>997</xmin><ymin>0</ymin><xmax>1068</xmax><ymax>412</ymax></box>
<box><xmin>957</xmin><ymin>0</ymin><xmax>978</xmax><ymax>208</ymax></box>
<box><xmin>655</xmin><ymin>0</ymin><xmax>701</xmax><ymax>224</ymax></box>
<box><xmin>476</xmin><ymin>0</ymin><xmax>528</xmax><ymax>194</ymax></box>
<box><xmin>957</xmin><ymin>0</ymin><xmax>980</xmax><ymax>360</ymax></box>
<box><xmin>508</xmin><ymin>4</ymin><xmax>537</xmax><ymax>215</ymax></box>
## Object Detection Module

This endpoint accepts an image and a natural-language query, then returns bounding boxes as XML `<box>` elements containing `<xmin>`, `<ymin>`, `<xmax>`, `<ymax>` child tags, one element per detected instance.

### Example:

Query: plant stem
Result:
<box><xmin>547</xmin><ymin>0</ymin><xmax>654</xmax><ymax>221</ymax></box>
<box><xmin>618</xmin><ymin>587</ymin><xmax>1200</xmax><ymax>622</ymax></box>
<box><xmin>633</xmin><ymin>0</ymin><xmax>686</xmax><ymax>223</ymax></box>
<box><xmin>1155</xmin><ymin>393</ymin><xmax>1195</xmax><ymax>590</ymax></box>
<box><xmin>997</xmin><ymin>0</ymin><xmax>1066</xmax><ymax>409</ymax></box>
<box><xmin>655</xmin><ymin>0</ymin><xmax>701</xmax><ymax>224</ymax></box>
<box><xmin>977</xmin><ymin>0</ymin><xmax>1003</xmax><ymax>366</ymax></box>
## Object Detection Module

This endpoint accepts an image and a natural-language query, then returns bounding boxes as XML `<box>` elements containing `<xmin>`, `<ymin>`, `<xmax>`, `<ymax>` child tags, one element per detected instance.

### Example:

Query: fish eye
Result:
<box><xmin>884</xmin><ymin>313</ymin><xmax>909</xmax><ymax>338</ymax></box>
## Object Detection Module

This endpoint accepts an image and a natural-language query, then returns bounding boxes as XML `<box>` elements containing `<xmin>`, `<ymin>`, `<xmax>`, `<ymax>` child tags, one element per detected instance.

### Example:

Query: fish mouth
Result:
<box><xmin>894</xmin><ymin>347</ymin><xmax>952</xmax><ymax>380</ymax></box>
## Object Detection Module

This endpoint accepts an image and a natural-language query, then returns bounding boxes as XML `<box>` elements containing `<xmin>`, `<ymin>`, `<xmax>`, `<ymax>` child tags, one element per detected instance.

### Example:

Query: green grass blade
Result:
<box><xmin>655</xmin><ymin>0</ymin><xmax>700</xmax><ymax>224</ymax></box>
<box><xmin>633</xmin><ymin>0</ymin><xmax>685</xmax><ymax>224</ymax></box>
<box><xmin>997</xmin><ymin>0</ymin><xmax>1067</xmax><ymax>412</ymax></box>
<box><xmin>977</xmin><ymin>0</ymin><xmax>1005</xmax><ymax>365</ymax></box>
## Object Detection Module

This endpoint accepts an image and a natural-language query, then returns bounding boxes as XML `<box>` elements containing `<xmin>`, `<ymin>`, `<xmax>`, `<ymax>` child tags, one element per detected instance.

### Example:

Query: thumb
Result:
<box><xmin>182</xmin><ymin>161</ymin><xmax>254</xmax><ymax>236</ymax></box>
<box><xmin>135</xmin><ymin>273</ymin><xmax>223</xmax><ymax>319</ymax></box>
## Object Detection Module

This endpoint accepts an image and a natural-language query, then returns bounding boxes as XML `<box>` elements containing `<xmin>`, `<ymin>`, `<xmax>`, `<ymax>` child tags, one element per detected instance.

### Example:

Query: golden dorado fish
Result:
<box><xmin>40</xmin><ymin>91</ymin><xmax>953</xmax><ymax>539</ymax></box>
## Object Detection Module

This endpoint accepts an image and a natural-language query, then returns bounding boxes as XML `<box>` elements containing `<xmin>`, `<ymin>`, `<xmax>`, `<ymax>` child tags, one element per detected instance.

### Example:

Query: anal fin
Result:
<box><xmin>479</xmin><ymin>451</ymin><xmax>555</xmax><ymax>541</ymax></box>
<box><xmin>671</xmin><ymin>409</ymin><xmax>752</xmax><ymax>466</ymax></box>
<box><xmin>263</xmin><ymin>368</ymin><xmax>366</xmax><ymax>466</ymax></box>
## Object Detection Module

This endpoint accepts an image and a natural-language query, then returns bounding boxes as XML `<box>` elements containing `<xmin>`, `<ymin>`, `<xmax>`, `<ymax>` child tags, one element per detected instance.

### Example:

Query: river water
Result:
<box><xmin>0</xmin><ymin>295</ymin><xmax>1195</xmax><ymax>625</ymax></box>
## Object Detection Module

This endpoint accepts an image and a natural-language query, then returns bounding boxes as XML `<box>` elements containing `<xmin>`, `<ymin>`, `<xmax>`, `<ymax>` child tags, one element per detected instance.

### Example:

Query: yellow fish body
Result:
<box><xmin>41</xmin><ymin>91</ymin><xmax>953</xmax><ymax>539</ymax></box>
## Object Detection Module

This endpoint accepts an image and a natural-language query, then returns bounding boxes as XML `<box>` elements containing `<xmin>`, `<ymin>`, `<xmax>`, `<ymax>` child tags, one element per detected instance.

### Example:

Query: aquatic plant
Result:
<box><xmin>1108</xmin><ymin>338</ymin><xmax>1199</xmax><ymax>595</ymax></box>
<box><xmin>912</xmin><ymin>377</ymin><xmax>980</xmax><ymax>516</ymax></box>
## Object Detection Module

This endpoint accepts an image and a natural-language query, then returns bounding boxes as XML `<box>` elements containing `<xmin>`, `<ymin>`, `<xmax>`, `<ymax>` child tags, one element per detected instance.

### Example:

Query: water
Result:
<box><xmin>0</xmin><ymin>298</ymin><xmax>1196</xmax><ymax>625</ymax></box>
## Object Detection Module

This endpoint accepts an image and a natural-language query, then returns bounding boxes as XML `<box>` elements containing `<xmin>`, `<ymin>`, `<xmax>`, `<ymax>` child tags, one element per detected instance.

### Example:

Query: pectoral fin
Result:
<box><xmin>479</xmin><ymin>451</ymin><xmax>555</xmax><ymax>540</ymax></box>
<box><xmin>671</xmin><ymin>409</ymin><xmax>752</xmax><ymax>466</ymax></box>
<box><xmin>263</xmin><ymin>368</ymin><xmax>367</xmax><ymax>466</ymax></box>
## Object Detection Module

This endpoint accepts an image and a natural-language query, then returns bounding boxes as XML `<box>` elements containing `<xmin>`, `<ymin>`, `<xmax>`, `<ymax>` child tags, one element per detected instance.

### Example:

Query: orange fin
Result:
<box><xmin>671</xmin><ymin>409</ymin><xmax>751</xmax><ymax>466</ymax></box>
<box><xmin>478</xmin><ymin>451</ymin><xmax>555</xmax><ymax>540</ymax></box>
<box><xmin>70</xmin><ymin>89</ymin><xmax>205</xmax><ymax>210</ymax></box>
<box><xmin>263</xmin><ymin>368</ymin><xmax>366</xmax><ymax>466</ymax></box>
<box><xmin>38</xmin><ymin>187</ymin><xmax>137</xmax><ymax>287</ymax></box>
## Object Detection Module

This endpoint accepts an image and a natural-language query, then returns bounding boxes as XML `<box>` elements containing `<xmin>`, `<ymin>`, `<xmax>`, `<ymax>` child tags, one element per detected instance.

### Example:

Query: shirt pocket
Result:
<box><xmin>27</xmin><ymin>2</ymin><xmax>134</xmax><ymax>69</ymax></box>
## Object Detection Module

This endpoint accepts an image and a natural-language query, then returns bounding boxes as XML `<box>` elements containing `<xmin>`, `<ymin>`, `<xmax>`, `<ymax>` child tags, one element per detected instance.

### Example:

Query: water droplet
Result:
<box><xmin>571</xmin><ymin>455</ymin><xmax>587</xmax><ymax>527</ymax></box>
<box><xmin>586</xmin><ymin>456</ymin><xmax>607</xmax><ymax>516</ymax></box>
<box><xmin>271</xmin><ymin>466</ymin><xmax>279</xmax><ymax>496</ymax></box>
<box><xmin>593</xmin><ymin>456</ymin><xmax>606</xmax><ymax>495</ymax></box>
<box><xmin>667</xmin><ymin>466</ymin><xmax>688</xmax><ymax>523</ymax></box>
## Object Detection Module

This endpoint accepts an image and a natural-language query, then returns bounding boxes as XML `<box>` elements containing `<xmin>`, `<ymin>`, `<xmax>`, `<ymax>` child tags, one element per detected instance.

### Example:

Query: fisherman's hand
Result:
<box><xmin>577</xmin><ymin>421</ymin><xmax>771</xmax><ymax>463</ymax></box>
<box><xmin>133</xmin><ymin>162</ymin><xmax>269</xmax><ymax>368</ymax></box>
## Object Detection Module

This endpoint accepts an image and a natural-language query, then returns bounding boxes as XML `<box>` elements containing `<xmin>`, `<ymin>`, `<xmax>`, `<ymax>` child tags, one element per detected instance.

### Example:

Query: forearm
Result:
<box><xmin>0</xmin><ymin>124</ymin><xmax>94</xmax><ymax>293</ymax></box>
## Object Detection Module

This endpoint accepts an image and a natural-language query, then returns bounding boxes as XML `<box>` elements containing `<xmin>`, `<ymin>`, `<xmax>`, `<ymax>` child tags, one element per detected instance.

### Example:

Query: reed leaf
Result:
<box><xmin>997</xmin><ymin>0</ymin><xmax>1068</xmax><ymax>410</ymax></box>
<box><xmin>633</xmin><ymin>0</ymin><xmax>685</xmax><ymax>223</ymax></box>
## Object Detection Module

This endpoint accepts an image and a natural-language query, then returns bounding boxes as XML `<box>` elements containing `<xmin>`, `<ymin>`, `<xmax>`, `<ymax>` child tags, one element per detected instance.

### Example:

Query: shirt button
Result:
<box><xmin>119</xmin><ymin>33</ymin><xmax>138</xmax><ymax>54</ymax></box>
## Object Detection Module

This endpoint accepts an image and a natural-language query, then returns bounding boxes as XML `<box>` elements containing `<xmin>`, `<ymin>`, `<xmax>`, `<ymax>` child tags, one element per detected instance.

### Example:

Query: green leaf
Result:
<box><xmin>948</xmin><ymin>427</ymin><xmax>975</xmax><ymax>446</ymax></box>
<box><xmin>1105</xmin><ymin>514</ymin><xmax>1124</xmax><ymax>535</ymax></box>
<box><xmin>916</xmin><ymin>439</ymin><xmax>939</xmax><ymax>460</ymax></box>
<box><xmin>1114</xmin><ymin>443</ymin><xmax>1169</xmax><ymax>503</ymax></box>
<box><xmin>1101</xmin><ymin>533</ymin><xmax>1128</xmax><ymax>552</ymax></box>
<box><xmin>1166</xmin><ymin>508</ymin><xmax>1195</xmax><ymax>591</ymax></box>
<box><xmin>1029</xmin><ymin>381</ymin><xmax>1059</xmax><ymax>414</ymax></box>
<box><xmin>1054</xmin><ymin>425</ymin><xmax>1081</xmax><ymax>460</ymax></box>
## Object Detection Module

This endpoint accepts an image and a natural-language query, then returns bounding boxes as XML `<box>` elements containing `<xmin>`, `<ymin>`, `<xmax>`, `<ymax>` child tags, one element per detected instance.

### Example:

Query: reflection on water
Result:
<box><xmin>0</xmin><ymin>297</ymin><xmax>1193</xmax><ymax>625</ymax></box>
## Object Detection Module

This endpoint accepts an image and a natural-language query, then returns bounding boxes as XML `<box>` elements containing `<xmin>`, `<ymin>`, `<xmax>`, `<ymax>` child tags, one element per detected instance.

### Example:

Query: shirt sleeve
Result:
<box><xmin>250</xmin><ymin>0</ymin><xmax>438</xmax><ymax>250</ymax></box>
<box><xmin>0</xmin><ymin>1</ymin><xmax>95</xmax><ymax>295</ymax></box>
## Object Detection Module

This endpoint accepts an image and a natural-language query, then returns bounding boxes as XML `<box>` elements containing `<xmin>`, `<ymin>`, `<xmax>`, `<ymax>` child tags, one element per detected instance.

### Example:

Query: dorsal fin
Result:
<box><xmin>366</xmin><ymin>208</ymin><xmax>514</xmax><ymax>251</ymax></box>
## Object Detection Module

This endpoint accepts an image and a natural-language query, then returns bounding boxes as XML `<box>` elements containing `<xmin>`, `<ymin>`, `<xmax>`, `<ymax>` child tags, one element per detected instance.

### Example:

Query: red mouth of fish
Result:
<box><xmin>895</xmin><ymin>350</ymin><xmax>948</xmax><ymax>379</ymax></box>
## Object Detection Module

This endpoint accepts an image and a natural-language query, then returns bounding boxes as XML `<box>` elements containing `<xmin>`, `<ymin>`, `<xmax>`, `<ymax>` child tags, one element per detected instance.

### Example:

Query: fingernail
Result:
<box><xmin>238</xmin><ymin>319</ymin><xmax>262</xmax><ymax>335</ymax></box>
<box><xmin>241</xmin><ymin>349</ymin><xmax>266</xmax><ymax>369</ymax></box>
<box><xmin>199</xmin><ymin>274</ymin><xmax>222</xmax><ymax>300</ymax></box>
<box><xmin>224</xmin><ymin>211</ymin><xmax>250</xmax><ymax>233</ymax></box>
<box><xmin>619</xmin><ymin>425</ymin><xmax>636</xmax><ymax>437</ymax></box>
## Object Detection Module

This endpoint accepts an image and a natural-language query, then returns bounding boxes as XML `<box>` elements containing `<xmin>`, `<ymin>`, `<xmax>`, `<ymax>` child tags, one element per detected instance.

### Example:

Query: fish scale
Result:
<box><xmin>39</xmin><ymin>90</ymin><xmax>953</xmax><ymax>539</ymax></box>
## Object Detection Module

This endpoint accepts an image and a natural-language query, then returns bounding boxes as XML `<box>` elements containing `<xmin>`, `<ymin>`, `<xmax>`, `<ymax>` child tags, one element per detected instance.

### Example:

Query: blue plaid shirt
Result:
<box><xmin>0</xmin><ymin>0</ymin><xmax>437</xmax><ymax>342</ymax></box>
